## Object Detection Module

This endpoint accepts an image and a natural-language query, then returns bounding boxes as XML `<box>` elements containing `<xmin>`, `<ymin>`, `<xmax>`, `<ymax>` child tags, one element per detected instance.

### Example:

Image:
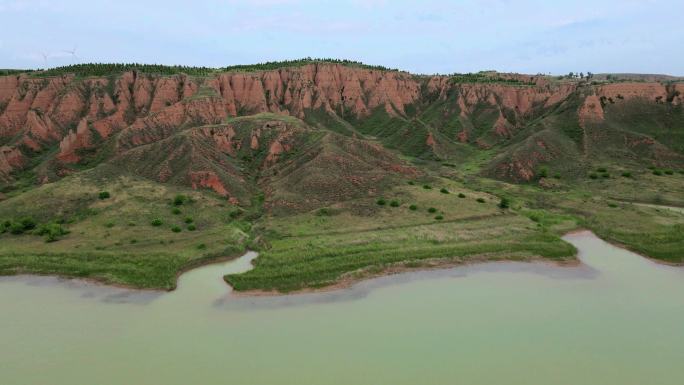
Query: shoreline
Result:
<box><xmin>1</xmin><ymin>229</ymin><xmax>680</xmax><ymax>295</ymax></box>
<box><xmin>230</xmin><ymin>251</ymin><xmax>581</xmax><ymax>297</ymax></box>
<box><xmin>0</xmin><ymin>250</ymin><xmax>248</xmax><ymax>293</ymax></box>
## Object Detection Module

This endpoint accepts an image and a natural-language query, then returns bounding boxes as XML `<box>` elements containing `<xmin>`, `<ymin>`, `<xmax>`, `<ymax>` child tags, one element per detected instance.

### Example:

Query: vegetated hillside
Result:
<box><xmin>1</xmin><ymin>61</ymin><xmax>683</xmax><ymax>292</ymax></box>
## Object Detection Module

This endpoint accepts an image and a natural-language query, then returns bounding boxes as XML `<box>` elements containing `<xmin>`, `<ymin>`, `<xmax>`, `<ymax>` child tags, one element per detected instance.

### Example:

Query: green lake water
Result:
<box><xmin>1</xmin><ymin>231</ymin><xmax>682</xmax><ymax>385</ymax></box>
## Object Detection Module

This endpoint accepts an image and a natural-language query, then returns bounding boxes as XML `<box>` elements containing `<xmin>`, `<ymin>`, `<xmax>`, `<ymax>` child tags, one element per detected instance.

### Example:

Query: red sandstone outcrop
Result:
<box><xmin>0</xmin><ymin>65</ymin><xmax>681</xmax><ymax>184</ymax></box>
<box><xmin>578</xmin><ymin>95</ymin><xmax>604</xmax><ymax>125</ymax></box>
<box><xmin>58</xmin><ymin>118</ymin><xmax>91</xmax><ymax>163</ymax></box>
<box><xmin>189</xmin><ymin>171</ymin><xmax>230</xmax><ymax>196</ymax></box>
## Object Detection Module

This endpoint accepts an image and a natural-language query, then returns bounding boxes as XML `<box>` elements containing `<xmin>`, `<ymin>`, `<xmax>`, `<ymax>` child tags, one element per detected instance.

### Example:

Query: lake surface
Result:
<box><xmin>1</xmin><ymin>231</ymin><xmax>683</xmax><ymax>385</ymax></box>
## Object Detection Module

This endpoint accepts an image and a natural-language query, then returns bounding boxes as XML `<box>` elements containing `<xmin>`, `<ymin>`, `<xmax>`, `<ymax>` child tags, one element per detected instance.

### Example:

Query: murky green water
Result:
<box><xmin>1</xmin><ymin>231</ymin><xmax>683</xmax><ymax>385</ymax></box>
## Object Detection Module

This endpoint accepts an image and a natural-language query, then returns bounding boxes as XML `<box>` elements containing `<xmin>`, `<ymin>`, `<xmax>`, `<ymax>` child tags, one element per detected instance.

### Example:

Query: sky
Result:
<box><xmin>0</xmin><ymin>0</ymin><xmax>682</xmax><ymax>75</ymax></box>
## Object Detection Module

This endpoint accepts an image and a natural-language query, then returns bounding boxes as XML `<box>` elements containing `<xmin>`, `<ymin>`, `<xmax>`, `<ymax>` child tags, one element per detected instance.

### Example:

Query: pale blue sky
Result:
<box><xmin>1</xmin><ymin>0</ymin><xmax>682</xmax><ymax>75</ymax></box>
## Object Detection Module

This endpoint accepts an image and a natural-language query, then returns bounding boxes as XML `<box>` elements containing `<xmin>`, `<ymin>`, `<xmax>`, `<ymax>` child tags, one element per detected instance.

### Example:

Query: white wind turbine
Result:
<box><xmin>40</xmin><ymin>52</ymin><xmax>49</xmax><ymax>69</ymax></box>
<box><xmin>63</xmin><ymin>45</ymin><xmax>78</xmax><ymax>63</ymax></box>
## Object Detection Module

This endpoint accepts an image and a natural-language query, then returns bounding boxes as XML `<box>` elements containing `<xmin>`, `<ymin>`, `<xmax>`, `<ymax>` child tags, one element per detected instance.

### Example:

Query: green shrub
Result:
<box><xmin>538</xmin><ymin>166</ymin><xmax>549</xmax><ymax>179</ymax></box>
<box><xmin>172</xmin><ymin>207</ymin><xmax>181</xmax><ymax>215</ymax></box>
<box><xmin>553</xmin><ymin>173</ymin><xmax>561</xmax><ymax>179</ymax></box>
<box><xmin>608</xmin><ymin>202</ymin><xmax>618</xmax><ymax>208</ymax></box>
<box><xmin>435</xmin><ymin>215</ymin><xmax>444</xmax><ymax>220</ymax></box>
<box><xmin>173</xmin><ymin>194</ymin><xmax>187</xmax><ymax>206</ymax></box>
<box><xmin>197</xmin><ymin>243</ymin><xmax>207</xmax><ymax>250</ymax></box>
<box><xmin>171</xmin><ymin>226</ymin><xmax>182</xmax><ymax>233</ymax></box>
<box><xmin>589</xmin><ymin>173</ymin><xmax>598</xmax><ymax>179</ymax></box>
<box><xmin>389</xmin><ymin>200</ymin><xmax>400</xmax><ymax>207</ymax></box>
<box><xmin>228</xmin><ymin>209</ymin><xmax>242</xmax><ymax>219</ymax></box>
<box><xmin>376</xmin><ymin>198</ymin><xmax>386</xmax><ymax>206</ymax></box>
<box><xmin>128</xmin><ymin>222</ymin><xmax>136</xmax><ymax>226</ymax></box>
<box><xmin>316</xmin><ymin>208</ymin><xmax>330</xmax><ymax>216</ymax></box>
<box><xmin>105</xmin><ymin>222</ymin><xmax>115</xmax><ymax>228</ymax></box>
<box><xmin>596</xmin><ymin>167</ymin><xmax>607</xmax><ymax>173</ymax></box>
<box><xmin>35</xmin><ymin>222</ymin><xmax>69</xmax><ymax>242</ymax></box>
<box><xmin>9</xmin><ymin>221</ymin><xmax>25</xmax><ymax>234</ymax></box>
<box><xmin>601</xmin><ymin>173</ymin><xmax>610</xmax><ymax>179</ymax></box>
<box><xmin>440</xmin><ymin>188</ymin><xmax>449</xmax><ymax>194</ymax></box>
<box><xmin>98</xmin><ymin>191</ymin><xmax>111</xmax><ymax>200</ymax></box>
<box><xmin>664</xmin><ymin>169</ymin><xmax>674</xmax><ymax>175</ymax></box>
<box><xmin>151</xmin><ymin>219</ymin><xmax>163</xmax><ymax>226</ymax></box>
<box><xmin>423</xmin><ymin>185</ymin><xmax>432</xmax><ymax>190</ymax></box>
<box><xmin>407</xmin><ymin>181</ymin><xmax>415</xmax><ymax>185</ymax></box>
<box><xmin>130</xmin><ymin>239</ymin><xmax>137</xmax><ymax>244</ymax></box>
<box><xmin>409</xmin><ymin>205</ymin><xmax>417</xmax><ymax>211</ymax></box>
<box><xmin>428</xmin><ymin>207</ymin><xmax>437</xmax><ymax>213</ymax></box>
<box><xmin>458</xmin><ymin>193</ymin><xmax>466</xmax><ymax>198</ymax></box>
<box><xmin>498</xmin><ymin>197</ymin><xmax>510</xmax><ymax>209</ymax></box>
<box><xmin>653</xmin><ymin>170</ymin><xmax>663</xmax><ymax>176</ymax></box>
<box><xmin>621</xmin><ymin>172</ymin><xmax>632</xmax><ymax>178</ymax></box>
<box><xmin>187</xmin><ymin>224</ymin><xmax>197</xmax><ymax>231</ymax></box>
<box><xmin>20</xmin><ymin>217</ymin><xmax>36</xmax><ymax>230</ymax></box>
<box><xmin>184</xmin><ymin>217</ymin><xmax>194</xmax><ymax>224</ymax></box>
<box><xmin>476</xmin><ymin>198</ymin><xmax>486</xmax><ymax>203</ymax></box>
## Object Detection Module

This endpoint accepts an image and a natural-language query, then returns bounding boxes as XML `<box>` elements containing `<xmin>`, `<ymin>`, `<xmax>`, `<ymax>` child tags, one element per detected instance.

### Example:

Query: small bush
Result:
<box><xmin>538</xmin><ymin>167</ymin><xmax>548</xmax><ymax>179</ymax></box>
<box><xmin>664</xmin><ymin>169</ymin><xmax>673</xmax><ymax>175</ymax></box>
<box><xmin>316</xmin><ymin>208</ymin><xmax>330</xmax><ymax>216</ymax></box>
<box><xmin>187</xmin><ymin>224</ymin><xmax>197</xmax><ymax>231</ymax></box>
<box><xmin>171</xmin><ymin>226</ymin><xmax>182</xmax><ymax>233</ymax></box>
<box><xmin>589</xmin><ymin>173</ymin><xmax>598</xmax><ymax>179</ymax></box>
<box><xmin>423</xmin><ymin>185</ymin><xmax>432</xmax><ymax>190</ymax></box>
<box><xmin>608</xmin><ymin>202</ymin><xmax>618</xmax><ymax>208</ymax></box>
<box><xmin>172</xmin><ymin>207</ymin><xmax>181</xmax><ymax>215</ymax></box>
<box><xmin>498</xmin><ymin>197</ymin><xmax>510</xmax><ymax>209</ymax></box>
<box><xmin>128</xmin><ymin>222</ymin><xmax>136</xmax><ymax>226</ymax></box>
<box><xmin>173</xmin><ymin>194</ymin><xmax>187</xmax><ymax>206</ymax></box>
<box><xmin>440</xmin><ymin>188</ymin><xmax>449</xmax><ymax>194</ymax></box>
<box><xmin>458</xmin><ymin>193</ymin><xmax>466</xmax><ymax>198</ymax></box>
<box><xmin>9</xmin><ymin>221</ymin><xmax>25</xmax><ymax>234</ymax></box>
<box><xmin>601</xmin><ymin>173</ymin><xmax>610</xmax><ymax>179</ymax></box>
<box><xmin>98</xmin><ymin>191</ymin><xmax>111</xmax><ymax>200</ymax></box>
<box><xmin>130</xmin><ymin>239</ymin><xmax>137</xmax><ymax>244</ymax></box>
<box><xmin>428</xmin><ymin>207</ymin><xmax>437</xmax><ymax>213</ymax></box>
<box><xmin>151</xmin><ymin>219</ymin><xmax>163</xmax><ymax>226</ymax></box>
<box><xmin>35</xmin><ymin>222</ymin><xmax>69</xmax><ymax>242</ymax></box>
<box><xmin>376</xmin><ymin>198</ymin><xmax>386</xmax><ymax>206</ymax></box>
<box><xmin>20</xmin><ymin>217</ymin><xmax>36</xmax><ymax>231</ymax></box>
<box><xmin>184</xmin><ymin>217</ymin><xmax>194</xmax><ymax>224</ymax></box>
<box><xmin>389</xmin><ymin>200</ymin><xmax>400</xmax><ymax>207</ymax></box>
<box><xmin>621</xmin><ymin>172</ymin><xmax>632</xmax><ymax>178</ymax></box>
<box><xmin>197</xmin><ymin>243</ymin><xmax>207</xmax><ymax>250</ymax></box>
<box><xmin>228</xmin><ymin>209</ymin><xmax>242</xmax><ymax>219</ymax></box>
<box><xmin>407</xmin><ymin>181</ymin><xmax>415</xmax><ymax>185</ymax></box>
<box><xmin>409</xmin><ymin>205</ymin><xmax>417</xmax><ymax>211</ymax></box>
<box><xmin>105</xmin><ymin>222</ymin><xmax>115</xmax><ymax>228</ymax></box>
<box><xmin>434</xmin><ymin>215</ymin><xmax>444</xmax><ymax>220</ymax></box>
<box><xmin>553</xmin><ymin>173</ymin><xmax>561</xmax><ymax>179</ymax></box>
<box><xmin>653</xmin><ymin>170</ymin><xmax>663</xmax><ymax>176</ymax></box>
<box><xmin>476</xmin><ymin>198</ymin><xmax>486</xmax><ymax>203</ymax></box>
<box><xmin>596</xmin><ymin>167</ymin><xmax>607</xmax><ymax>173</ymax></box>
